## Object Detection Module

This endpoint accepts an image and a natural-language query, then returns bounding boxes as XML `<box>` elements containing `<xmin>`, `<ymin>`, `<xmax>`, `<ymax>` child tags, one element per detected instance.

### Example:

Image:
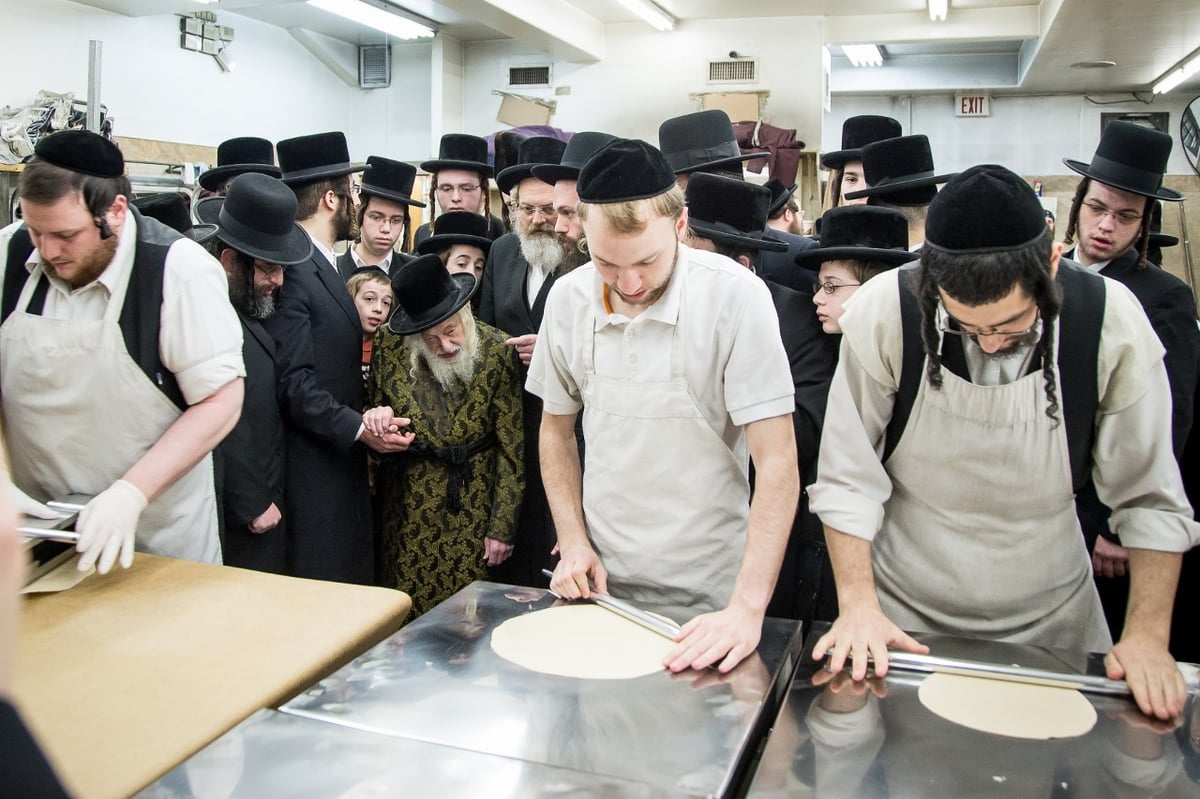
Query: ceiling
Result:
<box><xmin>70</xmin><ymin>0</ymin><xmax>1200</xmax><ymax>96</ymax></box>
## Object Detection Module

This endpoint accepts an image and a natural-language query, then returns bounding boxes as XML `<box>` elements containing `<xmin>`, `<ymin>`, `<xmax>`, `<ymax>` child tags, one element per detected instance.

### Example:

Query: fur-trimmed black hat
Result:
<box><xmin>420</xmin><ymin>134</ymin><xmax>493</xmax><ymax>177</ymax></box>
<box><xmin>198</xmin><ymin>137</ymin><xmax>280</xmax><ymax>192</ymax></box>
<box><xmin>764</xmin><ymin>177</ymin><xmax>798</xmax><ymax>217</ymax></box>
<box><xmin>843</xmin><ymin>134</ymin><xmax>955</xmax><ymax>205</ymax></box>
<box><xmin>277</xmin><ymin>131</ymin><xmax>367</xmax><ymax>187</ymax></box>
<box><xmin>685</xmin><ymin>173</ymin><xmax>787</xmax><ymax>253</ymax></box>
<box><xmin>496</xmin><ymin>136</ymin><xmax>568</xmax><ymax>195</ymax></box>
<box><xmin>924</xmin><ymin>165</ymin><xmax>1047</xmax><ymax>254</ymax></box>
<box><xmin>820</xmin><ymin>115</ymin><xmax>902</xmax><ymax>170</ymax></box>
<box><xmin>658</xmin><ymin>109</ymin><xmax>761</xmax><ymax>175</ymax></box>
<box><xmin>206</xmin><ymin>172</ymin><xmax>313</xmax><ymax>265</ymax></box>
<box><xmin>794</xmin><ymin>206</ymin><xmax>912</xmax><ymax>269</ymax></box>
<box><xmin>532</xmin><ymin>131</ymin><xmax>618</xmax><ymax>185</ymax></box>
<box><xmin>577</xmin><ymin>139</ymin><xmax>676</xmax><ymax>204</ymax></box>
<box><xmin>33</xmin><ymin>130</ymin><xmax>124</xmax><ymax>178</ymax></box>
<box><xmin>387</xmin><ymin>253</ymin><xmax>477</xmax><ymax>336</ymax></box>
<box><xmin>1064</xmin><ymin>120</ymin><xmax>1183</xmax><ymax>202</ymax></box>
<box><xmin>416</xmin><ymin>210</ymin><xmax>493</xmax><ymax>256</ymax></box>
<box><xmin>132</xmin><ymin>192</ymin><xmax>217</xmax><ymax>245</ymax></box>
<box><xmin>360</xmin><ymin>156</ymin><xmax>425</xmax><ymax>207</ymax></box>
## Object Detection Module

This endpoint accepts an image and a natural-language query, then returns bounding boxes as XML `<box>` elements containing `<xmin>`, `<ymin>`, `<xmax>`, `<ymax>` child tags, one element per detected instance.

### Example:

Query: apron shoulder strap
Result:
<box><xmin>119</xmin><ymin>209</ymin><xmax>187</xmax><ymax>411</ymax></box>
<box><xmin>884</xmin><ymin>264</ymin><xmax>925</xmax><ymax>463</ymax></box>
<box><xmin>1055</xmin><ymin>258</ymin><xmax>1105</xmax><ymax>493</ymax></box>
<box><xmin>3</xmin><ymin>226</ymin><xmax>36</xmax><ymax>324</ymax></box>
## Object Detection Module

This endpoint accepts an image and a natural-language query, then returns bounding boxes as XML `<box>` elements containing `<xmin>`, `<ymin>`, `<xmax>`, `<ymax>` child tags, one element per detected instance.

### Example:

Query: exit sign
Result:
<box><xmin>956</xmin><ymin>93</ymin><xmax>991</xmax><ymax>117</ymax></box>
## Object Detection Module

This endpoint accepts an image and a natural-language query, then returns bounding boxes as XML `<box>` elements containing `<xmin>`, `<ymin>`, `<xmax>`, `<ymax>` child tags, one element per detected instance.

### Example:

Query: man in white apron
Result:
<box><xmin>808</xmin><ymin>165</ymin><xmax>1199</xmax><ymax>720</ymax></box>
<box><xmin>0</xmin><ymin>130</ymin><xmax>245</xmax><ymax>573</ymax></box>
<box><xmin>528</xmin><ymin>139</ymin><xmax>799</xmax><ymax>674</ymax></box>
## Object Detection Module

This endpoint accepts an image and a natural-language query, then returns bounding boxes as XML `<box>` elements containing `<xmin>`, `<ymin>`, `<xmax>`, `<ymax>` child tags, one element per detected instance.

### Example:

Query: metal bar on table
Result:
<box><xmin>20</xmin><ymin>527</ymin><xmax>79</xmax><ymax>544</ymax></box>
<box><xmin>882</xmin><ymin>650</ymin><xmax>1141</xmax><ymax>696</ymax></box>
<box><xmin>541</xmin><ymin>569</ymin><xmax>682</xmax><ymax>640</ymax></box>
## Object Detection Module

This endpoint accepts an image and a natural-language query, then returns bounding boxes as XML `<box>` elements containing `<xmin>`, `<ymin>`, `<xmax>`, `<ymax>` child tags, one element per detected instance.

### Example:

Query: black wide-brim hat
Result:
<box><xmin>132</xmin><ymin>192</ymin><xmax>218</xmax><ymax>245</ymax></box>
<box><xmin>360</xmin><ymin>155</ymin><xmax>426</xmax><ymax>207</ymax></box>
<box><xmin>496</xmin><ymin>136</ymin><xmax>568</xmax><ymax>195</ymax></box>
<box><xmin>794</xmin><ymin>206</ymin><xmax>913</xmax><ymax>269</ymax></box>
<box><xmin>277</xmin><ymin>131</ymin><xmax>367</xmax><ymax>187</ymax></box>
<box><xmin>1063</xmin><ymin>120</ymin><xmax>1184</xmax><ymax>202</ymax></box>
<box><xmin>420</xmin><ymin>133</ymin><xmax>493</xmax><ymax>177</ymax></box>
<box><xmin>820</xmin><ymin>115</ymin><xmax>903</xmax><ymax>170</ymax></box>
<box><xmin>532</xmin><ymin>131</ymin><xmax>618</xmax><ymax>185</ymax></box>
<box><xmin>924</xmin><ymin>165</ymin><xmax>1047</xmax><ymax>254</ymax></box>
<box><xmin>764</xmin><ymin>177</ymin><xmax>797</xmax><ymax>217</ymax></box>
<box><xmin>207</xmin><ymin>173</ymin><xmax>314</xmax><ymax>265</ymax></box>
<box><xmin>659</xmin><ymin>109</ymin><xmax>763</xmax><ymax>175</ymax></box>
<box><xmin>416</xmin><ymin>210</ymin><xmax>493</xmax><ymax>256</ymax></box>
<box><xmin>198</xmin><ymin>136</ymin><xmax>281</xmax><ymax>192</ymax></box>
<box><xmin>685</xmin><ymin>173</ymin><xmax>787</xmax><ymax>252</ymax></box>
<box><xmin>1149</xmin><ymin>201</ymin><xmax>1179</xmax><ymax>247</ymax></box>
<box><xmin>843</xmin><ymin>134</ymin><xmax>955</xmax><ymax>203</ymax></box>
<box><xmin>388</xmin><ymin>253</ymin><xmax>477</xmax><ymax>336</ymax></box>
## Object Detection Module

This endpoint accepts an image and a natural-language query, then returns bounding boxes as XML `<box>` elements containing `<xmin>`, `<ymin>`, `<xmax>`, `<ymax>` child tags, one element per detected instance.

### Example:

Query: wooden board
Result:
<box><xmin>114</xmin><ymin>136</ymin><xmax>216</xmax><ymax>167</ymax></box>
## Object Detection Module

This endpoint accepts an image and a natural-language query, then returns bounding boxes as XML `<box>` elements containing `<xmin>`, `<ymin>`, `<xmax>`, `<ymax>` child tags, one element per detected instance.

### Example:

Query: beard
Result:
<box><xmin>336</xmin><ymin>197</ymin><xmax>356</xmax><ymax>243</ymax></box>
<box><xmin>977</xmin><ymin>328</ymin><xmax>1041</xmax><ymax>361</ymax></box>
<box><xmin>517</xmin><ymin>221</ymin><xmax>565</xmax><ymax>275</ymax></box>
<box><xmin>230</xmin><ymin>264</ymin><xmax>278</xmax><ymax>320</ymax></box>
<box><xmin>47</xmin><ymin>233</ymin><xmax>118</xmax><ymax>289</ymax></box>
<box><xmin>406</xmin><ymin>318</ymin><xmax>481</xmax><ymax>392</ymax></box>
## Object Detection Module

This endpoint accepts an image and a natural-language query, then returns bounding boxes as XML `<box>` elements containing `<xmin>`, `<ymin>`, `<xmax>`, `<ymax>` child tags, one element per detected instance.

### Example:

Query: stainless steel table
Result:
<box><xmin>141</xmin><ymin>581</ymin><xmax>803</xmax><ymax>798</ymax></box>
<box><xmin>745</xmin><ymin>624</ymin><xmax>1200</xmax><ymax>798</ymax></box>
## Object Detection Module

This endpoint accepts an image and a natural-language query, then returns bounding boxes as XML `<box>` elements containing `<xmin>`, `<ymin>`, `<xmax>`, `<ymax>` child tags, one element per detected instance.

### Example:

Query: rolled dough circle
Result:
<box><xmin>918</xmin><ymin>672</ymin><xmax>1098</xmax><ymax>740</ymax></box>
<box><xmin>490</xmin><ymin>604</ymin><xmax>674</xmax><ymax>679</ymax></box>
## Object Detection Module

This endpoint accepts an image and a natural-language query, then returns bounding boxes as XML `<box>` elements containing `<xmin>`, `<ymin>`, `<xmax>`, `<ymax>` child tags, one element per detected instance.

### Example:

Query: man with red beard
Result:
<box><xmin>478</xmin><ymin>135</ymin><xmax>569</xmax><ymax>587</ymax></box>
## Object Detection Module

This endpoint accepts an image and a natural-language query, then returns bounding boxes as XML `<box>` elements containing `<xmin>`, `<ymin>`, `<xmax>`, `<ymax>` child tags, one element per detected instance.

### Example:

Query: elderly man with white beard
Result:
<box><xmin>365</xmin><ymin>253</ymin><xmax>524</xmax><ymax>615</ymax></box>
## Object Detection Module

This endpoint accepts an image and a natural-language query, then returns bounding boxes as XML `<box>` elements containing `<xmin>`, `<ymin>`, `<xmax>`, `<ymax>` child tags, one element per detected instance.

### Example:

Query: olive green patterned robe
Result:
<box><xmin>368</xmin><ymin>320</ymin><xmax>524</xmax><ymax>616</ymax></box>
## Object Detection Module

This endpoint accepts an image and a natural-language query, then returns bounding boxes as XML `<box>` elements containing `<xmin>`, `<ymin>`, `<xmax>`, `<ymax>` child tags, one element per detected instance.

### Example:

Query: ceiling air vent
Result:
<box><xmin>359</xmin><ymin>45</ymin><xmax>391</xmax><ymax>89</ymax></box>
<box><xmin>509</xmin><ymin>65</ymin><xmax>552</xmax><ymax>88</ymax></box>
<box><xmin>708</xmin><ymin>58</ymin><xmax>758</xmax><ymax>84</ymax></box>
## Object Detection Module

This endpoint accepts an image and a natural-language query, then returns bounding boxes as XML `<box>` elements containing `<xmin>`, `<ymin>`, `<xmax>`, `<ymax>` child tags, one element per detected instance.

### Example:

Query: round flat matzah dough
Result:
<box><xmin>918</xmin><ymin>672</ymin><xmax>1098</xmax><ymax>739</ymax></box>
<box><xmin>490</xmin><ymin>604</ymin><xmax>675</xmax><ymax>679</ymax></box>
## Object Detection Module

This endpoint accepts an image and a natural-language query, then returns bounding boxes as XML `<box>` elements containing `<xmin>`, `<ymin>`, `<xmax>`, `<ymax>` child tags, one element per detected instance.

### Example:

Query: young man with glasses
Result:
<box><xmin>413</xmin><ymin>134</ymin><xmax>504</xmax><ymax>249</ymax></box>
<box><xmin>1062</xmin><ymin>121</ymin><xmax>1200</xmax><ymax>656</ymax></box>
<box><xmin>808</xmin><ymin>165</ymin><xmax>1198</xmax><ymax>722</ymax></box>
<box><xmin>336</xmin><ymin>156</ymin><xmax>425</xmax><ymax>280</ymax></box>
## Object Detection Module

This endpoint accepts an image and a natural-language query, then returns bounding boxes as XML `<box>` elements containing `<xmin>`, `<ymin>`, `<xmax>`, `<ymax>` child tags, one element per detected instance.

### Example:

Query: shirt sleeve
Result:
<box><xmin>723</xmin><ymin>276</ymin><xmax>795</xmax><ymax>426</ymax></box>
<box><xmin>160</xmin><ymin>239</ymin><xmax>246</xmax><ymax>405</ymax></box>
<box><xmin>525</xmin><ymin>278</ymin><xmax>583</xmax><ymax>416</ymax></box>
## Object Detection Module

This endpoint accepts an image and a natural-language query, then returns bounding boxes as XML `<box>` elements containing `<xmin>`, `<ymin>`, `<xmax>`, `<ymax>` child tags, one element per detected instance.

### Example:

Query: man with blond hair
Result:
<box><xmin>528</xmin><ymin>139</ymin><xmax>799</xmax><ymax>674</ymax></box>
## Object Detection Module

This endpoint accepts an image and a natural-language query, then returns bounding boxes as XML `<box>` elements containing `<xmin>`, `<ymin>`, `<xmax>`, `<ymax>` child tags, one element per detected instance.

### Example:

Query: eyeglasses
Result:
<box><xmin>253</xmin><ymin>261</ymin><xmax>283</xmax><ymax>277</ymax></box>
<box><xmin>365</xmin><ymin>212</ymin><xmax>406</xmax><ymax>228</ymax></box>
<box><xmin>514</xmin><ymin>203</ymin><xmax>555</xmax><ymax>219</ymax></box>
<box><xmin>437</xmin><ymin>183</ymin><xmax>482</xmax><ymax>196</ymax></box>
<box><xmin>1080</xmin><ymin>199</ymin><xmax>1143</xmax><ymax>227</ymax></box>
<box><xmin>813</xmin><ymin>280</ymin><xmax>862</xmax><ymax>294</ymax></box>
<box><xmin>938</xmin><ymin>304</ymin><xmax>1041</xmax><ymax>339</ymax></box>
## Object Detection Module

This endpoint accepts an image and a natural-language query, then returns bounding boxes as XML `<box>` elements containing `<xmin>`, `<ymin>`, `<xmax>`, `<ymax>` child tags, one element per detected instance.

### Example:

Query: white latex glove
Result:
<box><xmin>76</xmin><ymin>480</ymin><xmax>147</xmax><ymax>574</ymax></box>
<box><xmin>7</xmin><ymin>481</ymin><xmax>63</xmax><ymax>520</ymax></box>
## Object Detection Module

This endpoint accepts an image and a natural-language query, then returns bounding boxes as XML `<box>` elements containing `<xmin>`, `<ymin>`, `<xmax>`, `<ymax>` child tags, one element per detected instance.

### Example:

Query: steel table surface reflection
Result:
<box><xmin>279</xmin><ymin>581</ymin><xmax>804</xmax><ymax>798</ymax></box>
<box><xmin>745</xmin><ymin>624</ymin><xmax>1200</xmax><ymax>798</ymax></box>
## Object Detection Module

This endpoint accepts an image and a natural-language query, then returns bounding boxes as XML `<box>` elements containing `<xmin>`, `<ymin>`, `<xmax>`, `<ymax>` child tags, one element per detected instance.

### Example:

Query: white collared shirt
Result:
<box><xmin>351</xmin><ymin>244</ymin><xmax>393</xmax><ymax>273</ymax></box>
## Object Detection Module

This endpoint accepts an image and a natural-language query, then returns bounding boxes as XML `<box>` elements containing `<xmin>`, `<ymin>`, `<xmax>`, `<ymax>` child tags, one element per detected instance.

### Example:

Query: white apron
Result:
<box><xmin>580</xmin><ymin>287</ymin><xmax>747</xmax><ymax>614</ymax></box>
<box><xmin>874</xmin><ymin>349</ymin><xmax>1110</xmax><ymax>654</ymax></box>
<box><xmin>0</xmin><ymin>264</ymin><xmax>221</xmax><ymax>563</ymax></box>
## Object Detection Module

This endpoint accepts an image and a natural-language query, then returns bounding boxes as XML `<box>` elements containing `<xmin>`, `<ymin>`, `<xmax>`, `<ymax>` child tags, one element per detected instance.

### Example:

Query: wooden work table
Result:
<box><xmin>13</xmin><ymin>554</ymin><xmax>411</xmax><ymax>799</ymax></box>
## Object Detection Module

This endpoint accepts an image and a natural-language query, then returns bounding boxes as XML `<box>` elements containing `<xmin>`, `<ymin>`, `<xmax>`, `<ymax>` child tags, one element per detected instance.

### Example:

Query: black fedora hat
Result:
<box><xmin>198</xmin><ymin>137</ymin><xmax>281</xmax><ymax>192</ymax></box>
<box><xmin>843</xmin><ymin>134</ymin><xmax>955</xmax><ymax>204</ymax></box>
<box><xmin>496</xmin><ymin>136</ymin><xmax>568</xmax><ymax>195</ymax></box>
<box><xmin>658</xmin><ymin>110</ymin><xmax>762</xmax><ymax>175</ymax></box>
<box><xmin>924</xmin><ymin>165</ymin><xmax>1046</xmax><ymax>254</ymax></box>
<box><xmin>686</xmin><ymin>173</ymin><xmax>787</xmax><ymax>252</ymax></box>
<box><xmin>132</xmin><ymin>192</ymin><xmax>217</xmax><ymax>245</ymax></box>
<box><xmin>207</xmin><ymin>173</ymin><xmax>313</xmax><ymax>265</ymax></box>
<box><xmin>820</xmin><ymin>115</ymin><xmax>902</xmax><ymax>170</ymax></box>
<box><xmin>577</xmin><ymin>139</ymin><xmax>676</xmax><ymax>204</ymax></box>
<box><xmin>360</xmin><ymin>156</ymin><xmax>426</xmax><ymax>207</ymax></box>
<box><xmin>1064</xmin><ymin>120</ymin><xmax>1184</xmax><ymax>202</ymax></box>
<box><xmin>34</xmin><ymin>129</ymin><xmax>124</xmax><ymax>178</ymax></box>
<box><xmin>763</xmin><ymin>177</ymin><xmax>798</xmax><ymax>217</ymax></box>
<box><xmin>532</xmin><ymin>131</ymin><xmax>618</xmax><ymax>185</ymax></box>
<box><xmin>794</xmin><ymin>206</ymin><xmax>913</xmax><ymax>269</ymax></box>
<box><xmin>387</xmin><ymin>253</ymin><xmax>477</xmax><ymax>336</ymax></box>
<box><xmin>416</xmin><ymin>210</ymin><xmax>493</xmax><ymax>256</ymax></box>
<box><xmin>420</xmin><ymin>134</ymin><xmax>493</xmax><ymax>177</ymax></box>
<box><xmin>277</xmin><ymin>131</ymin><xmax>367</xmax><ymax>187</ymax></box>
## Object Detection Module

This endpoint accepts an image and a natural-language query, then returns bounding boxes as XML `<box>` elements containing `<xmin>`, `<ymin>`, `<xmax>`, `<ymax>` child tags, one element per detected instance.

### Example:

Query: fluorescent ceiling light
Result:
<box><xmin>1152</xmin><ymin>49</ymin><xmax>1200</xmax><ymax>94</ymax></box>
<box><xmin>842</xmin><ymin>44</ymin><xmax>884</xmax><ymax>68</ymax></box>
<box><xmin>928</xmin><ymin>0</ymin><xmax>948</xmax><ymax>21</ymax></box>
<box><xmin>617</xmin><ymin>0</ymin><xmax>675</xmax><ymax>32</ymax></box>
<box><xmin>307</xmin><ymin>0</ymin><xmax>435</xmax><ymax>40</ymax></box>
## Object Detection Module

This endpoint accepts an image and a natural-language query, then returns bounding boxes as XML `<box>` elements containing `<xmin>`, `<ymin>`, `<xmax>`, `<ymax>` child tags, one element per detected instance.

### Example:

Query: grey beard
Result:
<box><xmin>519</xmin><ymin>231</ymin><xmax>564</xmax><ymax>275</ymax></box>
<box><xmin>248</xmin><ymin>292</ymin><xmax>276</xmax><ymax>320</ymax></box>
<box><xmin>418</xmin><ymin>344</ymin><xmax>479</xmax><ymax>391</ymax></box>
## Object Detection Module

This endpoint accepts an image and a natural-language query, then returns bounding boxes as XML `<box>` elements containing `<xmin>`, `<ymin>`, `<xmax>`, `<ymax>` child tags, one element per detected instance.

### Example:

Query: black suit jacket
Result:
<box><xmin>262</xmin><ymin>247</ymin><xmax>373</xmax><ymax>584</ymax></box>
<box><xmin>215</xmin><ymin>314</ymin><xmax>288</xmax><ymax>574</ymax></box>
<box><xmin>0</xmin><ymin>701</ymin><xmax>69</xmax><ymax>798</ymax></box>
<box><xmin>479</xmin><ymin>232</ymin><xmax>557</xmax><ymax>338</ymax></box>
<box><xmin>335</xmin><ymin>249</ymin><xmax>415</xmax><ymax>282</ymax></box>
<box><xmin>757</xmin><ymin>228</ymin><xmax>818</xmax><ymax>284</ymax></box>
